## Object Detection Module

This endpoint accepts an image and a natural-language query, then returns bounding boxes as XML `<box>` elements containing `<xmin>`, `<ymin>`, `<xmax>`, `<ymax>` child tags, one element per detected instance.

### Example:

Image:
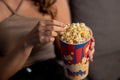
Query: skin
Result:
<box><xmin>89</xmin><ymin>37</ymin><xmax>95</xmax><ymax>62</ymax></box>
<box><xmin>0</xmin><ymin>0</ymin><xmax>95</xmax><ymax>80</ymax></box>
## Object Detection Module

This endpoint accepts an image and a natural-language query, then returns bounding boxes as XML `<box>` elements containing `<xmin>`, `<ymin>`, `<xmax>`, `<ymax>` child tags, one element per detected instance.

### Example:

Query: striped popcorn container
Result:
<box><xmin>60</xmin><ymin>39</ymin><xmax>92</xmax><ymax>80</ymax></box>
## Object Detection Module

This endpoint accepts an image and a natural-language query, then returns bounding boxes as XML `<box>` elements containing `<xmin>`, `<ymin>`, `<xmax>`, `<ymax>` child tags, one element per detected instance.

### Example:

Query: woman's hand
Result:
<box><xmin>25</xmin><ymin>20</ymin><xmax>66</xmax><ymax>46</ymax></box>
<box><xmin>88</xmin><ymin>37</ymin><xmax>95</xmax><ymax>62</ymax></box>
<box><xmin>0</xmin><ymin>20</ymin><xmax>66</xmax><ymax>80</ymax></box>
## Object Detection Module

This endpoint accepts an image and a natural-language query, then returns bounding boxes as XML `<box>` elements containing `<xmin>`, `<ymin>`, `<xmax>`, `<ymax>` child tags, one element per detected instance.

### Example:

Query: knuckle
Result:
<box><xmin>38</xmin><ymin>26</ymin><xmax>41</xmax><ymax>31</ymax></box>
<box><xmin>46</xmin><ymin>31</ymin><xmax>52</xmax><ymax>36</ymax></box>
<box><xmin>51</xmin><ymin>26</ymin><xmax>54</xmax><ymax>30</ymax></box>
<box><xmin>39</xmin><ymin>36</ymin><xmax>44</xmax><ymax>43</ymax></box>
<box><xmin>47</xmin><ymin>26</ymin><xmax>53</xmax><ymax>30</ymax></box>
<box><xmin>40</xmin><ymin>21</ymin><xmax>46</xmax><ymax>26</ymax></box>
<box><xmin>52</xmin><ymin>20</ymin><xmax>55</xmax><ymax>23</ymax></box>
<box><xmin>48</xmin><ymin>20</ymin><xmax>53</xmax><ymax>24</ymax></box>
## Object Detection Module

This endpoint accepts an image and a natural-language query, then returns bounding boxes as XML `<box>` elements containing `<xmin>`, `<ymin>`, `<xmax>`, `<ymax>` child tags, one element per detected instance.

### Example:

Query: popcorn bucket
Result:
<box><xmin>60</xmin><ymin>38</ymin><xmax>92</xmax><ymax>80</ymax></box>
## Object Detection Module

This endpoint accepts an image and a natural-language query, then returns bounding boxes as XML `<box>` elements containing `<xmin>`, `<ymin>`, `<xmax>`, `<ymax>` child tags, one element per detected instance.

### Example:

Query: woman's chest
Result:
<box><xmin>0</xmin><ymin>0</ymin><xmax>51</xmax><ymax>22</ymax></box>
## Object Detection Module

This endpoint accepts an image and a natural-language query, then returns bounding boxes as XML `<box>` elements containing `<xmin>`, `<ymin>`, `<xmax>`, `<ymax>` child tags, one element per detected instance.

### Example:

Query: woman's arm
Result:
<box><xmin>53</xmin><ymin>0</ymin><xmax>71</xmax><ymax>60</ymax></box>
<box><xmin>0</xmin><ymin>39</ymin><xmax>33</xmax><ymax>80</ymax></box>
<box><xmin>55</xmin><ymin>0</ymin><xmax>71</xmax><ymax>24</ymax></box>
<box><xmin>0</xmin><ymin>20</ymin><xmax>65</xmax><ymax>80</ymax></box>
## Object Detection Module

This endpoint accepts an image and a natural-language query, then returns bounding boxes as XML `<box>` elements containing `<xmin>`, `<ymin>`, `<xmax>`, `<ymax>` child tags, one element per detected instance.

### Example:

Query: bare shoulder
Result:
<box><xmin>54</xmin><ymin>0</ymin><xmax>71</xmax><ymax>24</ymax></box>
<box><xmin>55</xmin><ymin>0</ymin><xmax>69</xmax><ymax>5</ymax></box>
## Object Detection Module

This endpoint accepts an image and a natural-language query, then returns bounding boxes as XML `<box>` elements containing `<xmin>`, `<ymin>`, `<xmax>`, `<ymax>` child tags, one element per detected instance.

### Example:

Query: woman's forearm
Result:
<box><xmin>0</xmin><ymin>39</ymin><xmax>33</xmax><ymax>80</ymax></box>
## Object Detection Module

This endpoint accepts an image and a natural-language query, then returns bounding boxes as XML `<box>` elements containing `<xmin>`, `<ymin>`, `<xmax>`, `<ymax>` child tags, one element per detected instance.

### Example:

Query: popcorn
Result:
<box><xmin>60</xmin><ymin>23</ymin><xmax>93</xmax><ymax>80</ymax></box>
<box><xmin>60</xmin><ymin>23</ymin><xmax>92</xmax><ymax>44</ymax></box>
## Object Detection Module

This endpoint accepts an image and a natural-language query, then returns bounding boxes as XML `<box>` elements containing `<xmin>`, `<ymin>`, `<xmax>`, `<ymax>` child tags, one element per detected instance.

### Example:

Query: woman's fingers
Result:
<box><xmin>39</xmin><ymin>30</ymin><xmax>58</xmax><ymax>37</ymax></box>
<box><xmin>39</xmin><ymin>22</ymin><xmax>66</xmax><ymax>32</ymax></box>
<box><xmin>52</xmin><ymin>20</ymin><xmax>66</xmax><ymax>32</ymax></box>
<box><xmin>88</xmin><ymin>48</ymin><xmax>95</xmax><ymax>62</ymax></box>
<box><xmin>46</xmin><ymin>20</ymin><xmax>66</xmax><ymax>32</ymax></box>
<box><xmin>41</xmin><ymin>20</ymin><xmax>65</xmax><ymax>27</ymax></box>
<box><xmin>39</xmin><ymin>36</ymin><xmax>55</xmax><ymax>44</ymax></box>
<box><xmin>52</xmin><ymin>25</ymin><xmax>66</xmax><ymax>32</ymax></box>
<box><xmin>89</xmin><ymin>37</ymin><xmax>95</xmax><ymax>62</ymax></box>
<box><xmin>90</xmin><ymin>41</ymin><xmax>95</xmax><ymax>50</ymax></box>
<box><xmin>52</xmin><ymin>20</ymin><xmax>65</xmax><ymax>27</ymax></box>
<box><xmin>27</xmin><ymin>20</ymin><xmax>66</xmax><ymax>46</ymax></box>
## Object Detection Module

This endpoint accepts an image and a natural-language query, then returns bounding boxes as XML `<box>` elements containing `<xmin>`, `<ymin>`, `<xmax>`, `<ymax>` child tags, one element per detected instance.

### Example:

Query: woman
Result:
<box><xmin>0</xmin><ymin>0</ymin><xmax>70</xmax><ymax>80</ymax></box>
<box><xmin>0</xmin><ymin>0</ymin><xmax>94</xmax><ymax>80</ymax></box>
